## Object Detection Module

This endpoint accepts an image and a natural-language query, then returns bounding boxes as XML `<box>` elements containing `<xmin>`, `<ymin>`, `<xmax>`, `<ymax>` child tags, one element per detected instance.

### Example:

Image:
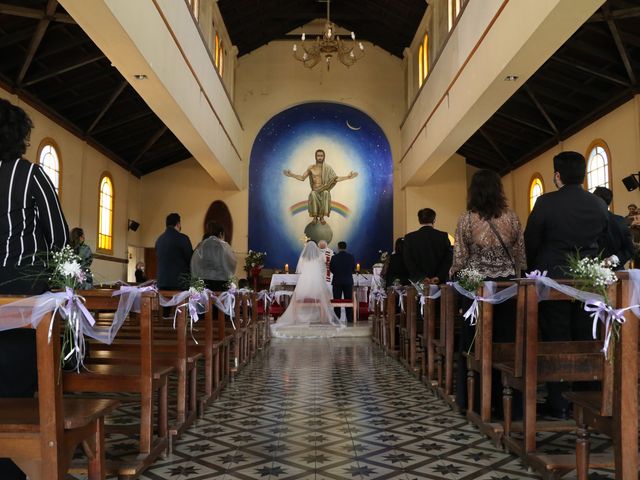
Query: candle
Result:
<box><xmin>284</xmin><ymin>263</ymin><xmax>289</xmax><ymax>273</ymax></box>
<box><xmin>356</xmin><ymin>263</ymin><xmax>360</xmax><ymax>272</ymax></box>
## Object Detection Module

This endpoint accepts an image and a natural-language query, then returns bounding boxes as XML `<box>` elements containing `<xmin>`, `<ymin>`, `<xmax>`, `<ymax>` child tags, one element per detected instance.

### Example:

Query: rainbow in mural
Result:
<box><xmin>289</xmin><ymin>201</ymin><xmax>351</xmax><ymax>218</ymax></box>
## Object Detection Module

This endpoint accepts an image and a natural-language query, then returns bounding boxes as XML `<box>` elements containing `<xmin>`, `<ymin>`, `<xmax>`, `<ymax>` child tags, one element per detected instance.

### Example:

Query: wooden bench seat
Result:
<box><xmin>0</xmin><ymin>295</ymin><xmax>118</xmax><ymax>480</ymax></box>
<box><xmin>63</xmin><ymin>290</ymin><xmax>171</xmax><ymax>477</ymax></box>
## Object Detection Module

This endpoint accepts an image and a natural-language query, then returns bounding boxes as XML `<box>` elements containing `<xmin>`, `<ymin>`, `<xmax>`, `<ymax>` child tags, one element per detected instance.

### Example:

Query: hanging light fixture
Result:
<box><xmin>292</xmin><ymin>0</ymin><xmax>365</xmax><ymax>70</ymax></box>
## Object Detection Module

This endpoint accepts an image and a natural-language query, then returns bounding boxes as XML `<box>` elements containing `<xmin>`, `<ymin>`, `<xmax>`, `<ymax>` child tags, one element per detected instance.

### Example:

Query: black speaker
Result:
<box><xmin>622</xmin><ymin>174</ymin><xmax>639</xmax><ymax>192</ymax></box>
<box><xmin>128</xmin><ymin>220</ymin><xmax>140</xmax><ymax>231</ymax></box>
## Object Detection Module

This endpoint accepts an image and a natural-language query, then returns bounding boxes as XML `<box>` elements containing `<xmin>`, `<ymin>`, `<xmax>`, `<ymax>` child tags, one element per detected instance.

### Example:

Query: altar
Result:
<box><xmin>269</xmin><ymin>273</ymin><xmax>377</xmax><ymax>304</ymax></box>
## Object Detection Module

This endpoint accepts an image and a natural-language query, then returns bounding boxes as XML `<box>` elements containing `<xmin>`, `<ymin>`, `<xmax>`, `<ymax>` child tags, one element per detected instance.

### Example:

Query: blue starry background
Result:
<box><xmin>249</xmin><ymin>102</ymin><xmax>393</xmax><ymax>269</ymax></box>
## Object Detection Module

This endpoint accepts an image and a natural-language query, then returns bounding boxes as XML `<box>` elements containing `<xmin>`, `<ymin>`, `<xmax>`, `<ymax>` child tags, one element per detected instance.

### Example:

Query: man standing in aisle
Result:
<box><xmin>155</xmin><ymin>213</ymin><xmax>193</xmax><ymax>290</ymax></box>
<box><xmin>403</xmin><ymin>208</ymin><xmax>452</xmax><ymax>284</ymax></box>
<box><xmin>330</xmin><ymin>241</ymin><xmax>356</xmax><ymax>323</ymax></box>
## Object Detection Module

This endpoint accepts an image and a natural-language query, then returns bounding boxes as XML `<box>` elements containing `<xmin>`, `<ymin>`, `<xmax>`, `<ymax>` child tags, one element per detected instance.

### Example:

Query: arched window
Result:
<box><xmin>215</xmin><ymin>33</ymin><xmax>220</xmax><ymax>69</ymax></box>
<box><xmin>417</xmin><ymin>33</ymin><xmax>429</xmax><ymax>88</ymax></box>
<box><xmin>188</xmin><ymin>0</ymin><xmax>199</xmax><ymax>20</ymax></box>
<box><xmin>37</xmin><ymin>139</ymin><xmax>61</xmax><ymax>194</ymax></box>
<box><xmin>586</xmin><ymin>140</ymin><xmax>611</xmax><ymax>192</ymax></box>
<box><xmin>448</xmin><ymin>0</ymin><xmax>461</xmax><ymax>31</ymax></box>
<box><xmin>418</xmin><ymin>44</ymin><xmax>424</xmax><ymax>88</ymax></box>
<box><xmin>97</xmin><ymin>173</ymin><xmax>114</xmax><ymax>253</ymax></box>
<box><xmin>529</xmin><ymin>174</ymin><xmax>544</xmax><ymax>212</ymax></box>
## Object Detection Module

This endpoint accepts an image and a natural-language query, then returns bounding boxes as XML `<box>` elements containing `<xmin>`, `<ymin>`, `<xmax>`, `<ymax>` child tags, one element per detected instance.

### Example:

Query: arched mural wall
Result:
<box><xmin>248</xmin><ymin>102</ymin><xmax>393</xmax><ymax>269</ymax></box>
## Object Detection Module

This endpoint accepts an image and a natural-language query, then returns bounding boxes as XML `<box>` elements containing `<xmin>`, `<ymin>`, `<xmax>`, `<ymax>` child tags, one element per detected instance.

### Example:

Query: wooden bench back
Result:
<box><xmin>0</xmin><ymin>295</ymin><xmax>65</xmax><ymax>476</ymax></box>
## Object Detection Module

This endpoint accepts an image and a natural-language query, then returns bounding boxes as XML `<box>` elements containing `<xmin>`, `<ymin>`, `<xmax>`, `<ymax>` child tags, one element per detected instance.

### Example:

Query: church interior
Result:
<box><xmin>1</xmin><ymin>0</ymin><xmax>640</xmax><ymax>478</ymax></box>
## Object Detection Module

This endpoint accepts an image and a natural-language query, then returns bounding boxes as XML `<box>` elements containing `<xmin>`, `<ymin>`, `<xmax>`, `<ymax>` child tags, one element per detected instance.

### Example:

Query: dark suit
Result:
<box><xmin>403</xmin><ymin>226</ymin><xmax>452</xmax><ymax>283</ymax></box>
<box><xmin>524</xmin><ymin>184</ymin><xmax>608</xmax><ymax>278</ymax></box>
<box><xmin>155</xmin><ymin>227</ymin><xmax>193</xmax><ymax>290</ymax></box>
<box><xmin>330</xmin><ymin>250</ymin><xmax>356</xmax><ymax>322</ymax></box>
<box><xmin>601</xmin><ymin>211</ymin><xmax>634</xmax><ymax>269</ymax></box>
<box><xmin>524</xmin><ymin>184</ymin><xmax>608</xmax><ymax>412</ymax></box>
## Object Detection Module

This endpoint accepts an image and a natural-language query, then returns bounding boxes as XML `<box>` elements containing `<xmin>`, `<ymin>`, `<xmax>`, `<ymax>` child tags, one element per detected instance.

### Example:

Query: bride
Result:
<box><xmin>271</xmin><ymin>241</ymin><xmax>345</xmax><ymax>337</ymax></box>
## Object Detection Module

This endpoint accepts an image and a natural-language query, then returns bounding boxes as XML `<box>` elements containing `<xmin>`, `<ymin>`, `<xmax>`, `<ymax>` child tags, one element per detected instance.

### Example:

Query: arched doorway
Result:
<box><xmin>204</xmin><ymin>200</ymin><xmax>233</xmax><ymax>243</ymax></box>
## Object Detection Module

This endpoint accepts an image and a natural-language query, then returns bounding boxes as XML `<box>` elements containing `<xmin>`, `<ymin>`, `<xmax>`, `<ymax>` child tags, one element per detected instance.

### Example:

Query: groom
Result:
<box><xmin>330</xmin><ymin>241</ymin><xmax>356</xmax><ymax>323</ymax></box>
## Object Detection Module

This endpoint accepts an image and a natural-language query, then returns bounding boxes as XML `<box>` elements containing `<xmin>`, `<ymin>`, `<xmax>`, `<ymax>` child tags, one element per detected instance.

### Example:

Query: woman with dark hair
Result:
<box><xmin>451</xmin><ymin>169</ymin><xmax>525</xmax><ymax>279</ymax></box>
<box><xmin>451</xmin><ymin>169</ymin><xmax>525</xmax><ymax>413</ymax></box>
<box><xmin>0</xmin><ymin>99</ymin><xmax>69</xmax><ymax>478</ymax></box>
<box><xmin>70</xmin><ymin>227</ymin><xmax>93</xmax><ymax>288</ymax></box>
<box><xmin>383</xmin><ymin>237</ymin><xmax>410</xmax><ymax>286</ymax></box>
<box><xmin>190</xmin><ymin>222</ymin><xmax>237</xmax><ymax>291</ymax></box>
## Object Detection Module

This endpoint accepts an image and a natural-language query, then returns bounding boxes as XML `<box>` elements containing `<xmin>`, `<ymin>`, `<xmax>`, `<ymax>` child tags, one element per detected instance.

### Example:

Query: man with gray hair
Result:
<box><xmin>318</xmin><ymin>239</ymin><xmax>333</xmax><ymax>283</ymax></box>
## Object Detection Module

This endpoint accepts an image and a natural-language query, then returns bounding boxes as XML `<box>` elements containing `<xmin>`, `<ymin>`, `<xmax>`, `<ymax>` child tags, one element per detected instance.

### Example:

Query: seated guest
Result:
<box><xmin>191</xmin><ymin>223</ymin><xmax>237</xmax><ymax>291</ymax></box>
<box><xmin>524</xmin><ymin>151</ymin><xmax>608</xmax><ymax>419</ymax></box>
<box><xmin>382</xmin><ymin>237</ymin><xmax>410</xmax><ymax>286</ymax></box>
<box><xmin>450</xmin><ymin>169</ymin><xmax>526</xmax><ymax>412</ymax></box>
<box><xmin>135</xmin><ymin>261</ymin><xmax>147</xmax><ymax>283</ymax></box>
<box><xmin>593</xmin><ymin>186</ymin><xmax>634</xmax><ymax>269</ymax></box>
<box><xmin>0</xmin><ymin>99</ymin><xmax>69</xmax><ymax>479</ymax></box>
<box><xmin>70</xmin><ymin>227</ymin><xmax>93</xmax><ymax>288</ymax></box>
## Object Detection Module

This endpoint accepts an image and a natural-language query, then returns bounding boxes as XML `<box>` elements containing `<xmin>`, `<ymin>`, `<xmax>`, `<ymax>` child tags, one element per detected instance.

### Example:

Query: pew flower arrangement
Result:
<box><xmin>457</xmin><ymin>267</ymin><xmax>484</xmax><ymax>293</ymax></box>
<box><xmin>49</xmin><ymin>245</ymin><xmax>92</xmax><ymax>370</ymax></box>
<box><xmin>567</xmin><ymin>253</ymin><xmax>619</xmax><ymax>359</ymax></box>
<box><xmin>378</xmin><ymin>250</ymin><xmax>389</xmax><ymax>264</ymax></box>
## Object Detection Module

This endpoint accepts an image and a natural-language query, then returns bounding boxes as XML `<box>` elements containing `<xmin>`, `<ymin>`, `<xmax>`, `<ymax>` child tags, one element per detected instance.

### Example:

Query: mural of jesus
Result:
<box><xmin>283</xmin><ymin>149</ymin><xmax>358</xmax><ymax>224</ymax></box>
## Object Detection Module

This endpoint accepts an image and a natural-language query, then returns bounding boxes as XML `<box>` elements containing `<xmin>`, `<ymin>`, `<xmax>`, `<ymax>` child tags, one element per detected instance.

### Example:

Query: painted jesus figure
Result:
<box><xmin>283</xmin><ymin>149</ymin><xmax>358</xmax><ymax>224</ymax></box>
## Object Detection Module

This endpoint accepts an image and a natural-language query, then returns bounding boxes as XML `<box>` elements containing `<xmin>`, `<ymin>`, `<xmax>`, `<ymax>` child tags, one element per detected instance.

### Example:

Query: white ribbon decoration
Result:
<box><xmin>368</xmin><ymin>289</ymin><xmax>387</xmax><ymax>312</ymax></box>
<box><xmin>450</xmin><ymin>281</ymin><xmax>518</xmax><ymax>326</ymax></box>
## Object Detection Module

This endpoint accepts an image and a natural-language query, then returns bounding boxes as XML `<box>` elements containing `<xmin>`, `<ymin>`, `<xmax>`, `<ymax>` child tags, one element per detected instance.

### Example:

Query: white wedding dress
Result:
<box><xmin>271</xmin><ymin>242</ymin><xmax>345</xmax><ymax>338</ymax></box>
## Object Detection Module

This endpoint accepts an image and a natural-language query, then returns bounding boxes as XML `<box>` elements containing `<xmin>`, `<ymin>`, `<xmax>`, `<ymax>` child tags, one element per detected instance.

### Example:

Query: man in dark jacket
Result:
<box><xmin>524</xmin><ymin>151</ymin><xmax>608</xmax><ymax>418</ymax></box>
<box><xmin>155</xmin><ymin>213</ymin><xmax>193</xmax><ymax>290</ymax></box>
<box><xmin>403</xmin><ymin>208</ymin><xmax>452</xmax><ymax>284</ymax></box>
<box><xmin>330</xmin><ymin>241</ymin><xmax>356</xmax><ymax>322</ymax></box>
<box><xmin>593</xmin><ymin>186</ymin><xmax>634</xmax><ymax>269</ymax></box>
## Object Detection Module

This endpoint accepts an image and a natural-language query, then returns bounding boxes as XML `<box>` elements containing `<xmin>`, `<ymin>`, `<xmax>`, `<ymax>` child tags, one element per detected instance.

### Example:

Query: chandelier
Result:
<box><xmin>292</xmin><ymin>0</ymin><xmax>364</xmax><ymax>70</ymax></box>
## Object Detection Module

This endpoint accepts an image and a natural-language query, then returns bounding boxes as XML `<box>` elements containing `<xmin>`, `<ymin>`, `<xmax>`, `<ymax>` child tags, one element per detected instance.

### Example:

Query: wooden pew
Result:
<box><xmin>399</xmin><ymin>287</ymin><xmax>419</xmax><ymax>376</ymax></box>
<box><xmin>563</xmin><ymin>271</ymin><xmax>638</xmax><ymax>479</ymax></box>
<box><xmin>495</xmin><ymin>279</ymin><xmax>616</xmax><ymax>477</ymax></box>
<box><xmin>464</xmin><ymin>281</ymin><xmax>516</xmax><ymax>444</ymax></box>
<box><xmin>431</xmin><ymin>284</ymin><xmax>458</xmax><ymax>409</ymax></box>
<box><xmin>0</xmin><ymin>295</ymin><xmax>118</xmax><ymax>480</ymax></box>
<box><xmin>383</xmin><ymin>288</ymin><xmax>398</xmax><ymax>356</ymax></box>
<box><xmin>63</xmin><ymin>290</ymin><xmax>172</xmax><ymax>478</ymax></box>
<box><xmin>419</xmin><ymin>286</ymin><xmax>441</xmax><ymax>388</ymax></box>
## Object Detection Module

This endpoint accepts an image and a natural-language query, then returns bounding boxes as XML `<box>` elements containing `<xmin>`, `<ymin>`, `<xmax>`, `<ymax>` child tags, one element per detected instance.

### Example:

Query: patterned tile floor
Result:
<box><xmin>72</xmin><ymin>337</ymin><xmax>616</xmax><ymax>479</ymax></box>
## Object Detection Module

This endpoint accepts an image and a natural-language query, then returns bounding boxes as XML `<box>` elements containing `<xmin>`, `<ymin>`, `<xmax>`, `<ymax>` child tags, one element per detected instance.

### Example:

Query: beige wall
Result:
<box><xmin>140</xmin><ymin>158</ymin><xmax>246</xmax><ymax>278</ymax></box>
<box><xmin>504</xmin><ymin>96</ymin><xmax>640</xmax><ymax>225</ymax></box>
<box><xmin>1</xmin><ymin>88</ymin><xmax>142</xmax><ymax>283</ymax></box>
<box><xmin>403</xmin><ymin>154</ymin><xmax>468</xmax><ymax>240</ymax></box>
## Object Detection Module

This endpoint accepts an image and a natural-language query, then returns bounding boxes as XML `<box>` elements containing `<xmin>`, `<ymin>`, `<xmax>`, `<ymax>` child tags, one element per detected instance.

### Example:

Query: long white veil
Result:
<box><xmin>271</xmin><ymin>242</ymin><xmax>344</xmax><ymax>337</ymax></box>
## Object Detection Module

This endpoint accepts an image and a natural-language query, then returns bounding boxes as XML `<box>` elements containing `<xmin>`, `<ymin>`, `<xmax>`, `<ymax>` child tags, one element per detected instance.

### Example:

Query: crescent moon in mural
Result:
<box><xmin>346</xmin><ymin>120</ymin><xmax>361</xmax><ymax>131</ymax></box>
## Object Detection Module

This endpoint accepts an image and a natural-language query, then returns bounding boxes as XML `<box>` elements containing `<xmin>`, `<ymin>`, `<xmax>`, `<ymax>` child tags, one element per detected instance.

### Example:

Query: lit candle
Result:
<box><xmin>356</xmin><ymin>263</ymin><xmax>360</xmax><ymax>272</ymax></box>
<box><xmin>284</xmin><ymin>263</ymin><xmax>289</xmax><ymax>273</ymax></box>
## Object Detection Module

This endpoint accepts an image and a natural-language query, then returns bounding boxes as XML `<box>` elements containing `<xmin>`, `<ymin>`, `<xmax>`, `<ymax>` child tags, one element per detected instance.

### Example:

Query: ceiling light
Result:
<box><xmin>292</xmin><ymin>0</ymin><xmax>364</xmax><ymax>70</ymax></box>
<box><xmin>505</xmin><ymin>75</ymin><xmax>519</xmax><ymax>81</ymax></box>
<box><xmin>133</xmin><ymin>74</ymin><xmax>148</xmax><ymax>80</ymax></box>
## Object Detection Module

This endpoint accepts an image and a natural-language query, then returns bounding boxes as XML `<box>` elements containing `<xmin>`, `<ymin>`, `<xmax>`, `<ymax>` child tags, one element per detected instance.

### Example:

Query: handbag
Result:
<box><xmin>486</xmin><ymin>219</ymin><xmax>518</xmax><ymax>275</ymax></box>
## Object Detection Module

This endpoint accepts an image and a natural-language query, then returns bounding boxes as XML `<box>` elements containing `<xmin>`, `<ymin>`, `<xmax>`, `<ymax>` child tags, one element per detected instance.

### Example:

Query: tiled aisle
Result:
<box><xmin>106</xmin><ymin>338</ymin><xmax>613</xmax><ymax>480</ymax></box>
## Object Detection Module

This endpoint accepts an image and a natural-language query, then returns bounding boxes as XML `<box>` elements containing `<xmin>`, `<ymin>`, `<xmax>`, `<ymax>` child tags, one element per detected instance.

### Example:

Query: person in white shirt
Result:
<box><xmin>318</xmin><ymin>240</ymin><xmax>333</xmax><ymax>283</ymax></box>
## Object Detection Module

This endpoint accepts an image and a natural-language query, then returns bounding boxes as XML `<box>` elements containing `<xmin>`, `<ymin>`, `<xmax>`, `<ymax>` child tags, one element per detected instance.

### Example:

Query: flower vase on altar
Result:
<box><xmin>250</xmin><ymin>265</ymin><xmax>263</xmax><ymax>291</ymax></box>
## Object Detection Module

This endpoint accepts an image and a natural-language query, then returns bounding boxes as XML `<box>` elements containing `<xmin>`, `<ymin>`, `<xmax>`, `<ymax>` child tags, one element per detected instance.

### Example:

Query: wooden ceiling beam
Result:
<box><xmin>22</xmin><ymin>53</ymin><xmax>105</xmax><ymax>86</ymax></box>
<box><xmin>15</xmin><ymin>0</ymin><xmax>58</xmax><ymax>86</ymax></box>
<box><xmin>495</xmin><ymin>112</ymin><xmax>555</xmax><ymax>135</ymax></box>
<box><xmin>549</xmin><ymin>56</ymin><xmax>630</xmax><ymax>87</ymax></box>
<box><xmin>128</xmin><ymin>126</ymin><xmax>170</xmax><ymax>174</ymax></box>
<box><xmin>0</xmin><ymin>2</ymin><xmax>74</xmax><ymax>24</ymax></box>
<box><xmin>589</xmin><ymin>6</ymin><xmax>640</xmax><ymax>22</ymax></box>
<box><xmin>523</xmin><ymin>85</ymin><xmax>559</xmax><ymax>138</ymax></box>
<box><xmin>603</xmin><ymin>7</ymin><xmax>637</xmax><ymax>86</ymax></box>
<box><xmin>86</xmin><ymin>80</ymin><xmax>128</xmax><ymax>135</ymax></box>
<box><xmin>91</xmin><ymin>111</ymin><xmax>155</xmax><ymax>135</ymax></box>
<box><xmin>479</xmin><ymin>128</ymin><xmax>512</xmax><ymax>167</ymax></box>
